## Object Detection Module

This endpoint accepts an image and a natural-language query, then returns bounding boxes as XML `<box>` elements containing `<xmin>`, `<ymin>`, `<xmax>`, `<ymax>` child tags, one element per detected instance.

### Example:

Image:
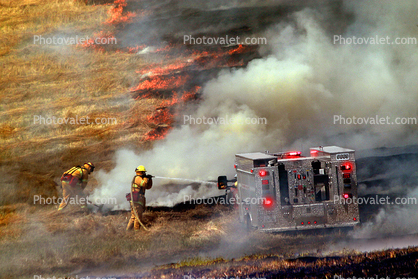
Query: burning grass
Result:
<box><xmin>104</xmin><ymin>0</ymin><xmax>142</xmax><ymax>25</ymax></box>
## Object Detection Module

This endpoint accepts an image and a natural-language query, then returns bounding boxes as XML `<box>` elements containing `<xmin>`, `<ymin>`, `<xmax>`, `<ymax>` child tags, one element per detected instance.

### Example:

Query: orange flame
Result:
<box><xmin>147</xmin><ymin>107</ymin><xmax>174</xmax><ymax>125</ymax></box>
<box><xmin>154</xmin><ymin>45</ymin><xmax>172</xmax><ymax>53</ymax></box>
<box><xmin>143</xmin><ymin>86</ymin><xmax>200</xmax><ymax>141</ymax></box>
<box><xmin>126</xmin><ymin>45</ymin><xmax>146</xmax><ymax>53</ymax></box>
<box><xmin>77</xmin><ymin>31</ymin><xmax>115</xmax><ymax>52</ymax></box>
<box><xmin>159</xmin><ymin>93</ymin><xmax>179</xmax><ymax>108</ymax></box>
<box><xmin>229</xmin><ymin>44</ymin><xmax>247</xmax><ymax>55</ymax></box>
<box><xmin>144</xmin><ymin>127</ymin><xmax>172</xmax><ymax>141</ymax></box>
<box><xmin>136</xmin><ymin>62</ymin><xmax>189</xmax><ymax>76</ymax></box>
<box><xmin>181</xmin><ymin>86</ymin><xmax>200</xmax><ymax>102</ymax></box>
<box><xmin>130</xmin><ymin>75</ymin><xmax>189</xmax><ymax>92</ymax></box>
<box><xmin>106</xmin><ymin>0</ymin><xmax>136</xmax><ymax>25</ymax></box>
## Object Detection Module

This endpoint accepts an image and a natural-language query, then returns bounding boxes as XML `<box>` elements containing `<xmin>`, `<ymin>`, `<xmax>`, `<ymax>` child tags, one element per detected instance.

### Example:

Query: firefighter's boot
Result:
<box><xmin>126</xmin><ymin>219</ymin><xmax>134</xmax><ymax>231</ymax></box>
<box><xmin>133</xmin><ymin>203</ymin><xmax>144</xmax><ymax>231</ymax></box>
<box><xmin>126</xmin><ymin>205</ymin><xmax>136</xmax><ymax>231</ymax></box>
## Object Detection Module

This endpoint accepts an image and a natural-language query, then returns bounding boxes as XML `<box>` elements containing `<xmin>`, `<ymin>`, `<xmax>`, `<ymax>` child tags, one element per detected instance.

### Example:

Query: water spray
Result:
<box><xmin>154</xmin><ymin>176</ymin><xmax>217</xmax><ymax>185</ymax></box>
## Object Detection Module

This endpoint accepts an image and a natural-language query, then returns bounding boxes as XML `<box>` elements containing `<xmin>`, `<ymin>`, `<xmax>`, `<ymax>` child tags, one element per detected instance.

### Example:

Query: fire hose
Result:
<box><xmin>87</xmin><ymin>199</ymin><xmax>104</xmax><ymax>210</ymax></box>
<box><xmin>130</xmin><ymin>191</ymin><xmax>149</xmax><ymax>231</ymax></box>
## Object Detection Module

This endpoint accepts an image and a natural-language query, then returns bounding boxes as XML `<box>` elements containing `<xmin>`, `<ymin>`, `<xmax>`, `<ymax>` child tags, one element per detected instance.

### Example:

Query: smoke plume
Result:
<box><xmin>93</xmin><ymin>0</ymin><xmax>418</xmax><ymax>209</ymax></box>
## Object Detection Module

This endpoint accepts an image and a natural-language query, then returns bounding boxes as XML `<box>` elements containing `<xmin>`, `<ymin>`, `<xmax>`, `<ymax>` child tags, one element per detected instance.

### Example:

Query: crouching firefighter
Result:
<box><xmin>58</xmin><ymin>162</ymin><xmax>95</xmax><ymax>211</ymax></box>
<box><xmin>126</xmin><ymin>165</ymin><xmax>153</xmax><ymax>231</ymax></box>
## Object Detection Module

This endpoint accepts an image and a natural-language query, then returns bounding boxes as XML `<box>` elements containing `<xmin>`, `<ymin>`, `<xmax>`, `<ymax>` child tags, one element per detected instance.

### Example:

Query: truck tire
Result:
<box><xmin>245</xmin><ymin>214</ymin><xmax>251</xmax><ymax>232</ymax></box>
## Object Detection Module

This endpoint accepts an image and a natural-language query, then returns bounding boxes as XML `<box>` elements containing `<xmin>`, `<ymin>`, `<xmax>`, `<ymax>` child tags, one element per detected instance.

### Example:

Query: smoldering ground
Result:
<box><xmin>3</xmin><ymin>148</ymin><xmax>418</xmax><ymax>277</ymax></box>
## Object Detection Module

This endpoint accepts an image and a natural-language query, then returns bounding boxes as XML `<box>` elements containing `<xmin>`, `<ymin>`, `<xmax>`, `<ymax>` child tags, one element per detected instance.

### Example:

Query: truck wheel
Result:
<box><xmin>245</xmin><ymin>214</ymin><xmax>251</xmax><ymax>232</ymax></box>
<box><xmin>234</xmin><ymin>192</ymin><xmax>239</xmax><ymax>209</ymax></box>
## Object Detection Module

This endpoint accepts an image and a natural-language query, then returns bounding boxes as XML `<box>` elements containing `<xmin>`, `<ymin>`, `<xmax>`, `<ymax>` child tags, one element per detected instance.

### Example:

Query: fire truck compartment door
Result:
<box><xmin>292</xmin><ymin>204</ymin><xmax>325</xmax><ymax>219</ymax></box>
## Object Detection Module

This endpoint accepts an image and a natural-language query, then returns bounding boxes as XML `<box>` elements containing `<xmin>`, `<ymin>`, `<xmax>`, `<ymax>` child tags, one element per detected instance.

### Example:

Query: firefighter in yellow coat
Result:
<box><xmin>126</xmin><ymin>165</ymin><xmax>153</xmax><ymax>231</ymax></box>
<box><xmin>58</xmin><ymin>162</ymin><xmax>95</xmax><ymax>211</ymax></box>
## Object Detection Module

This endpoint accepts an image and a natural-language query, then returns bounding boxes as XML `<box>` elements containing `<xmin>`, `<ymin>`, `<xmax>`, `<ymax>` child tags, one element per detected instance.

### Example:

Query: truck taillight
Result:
<box><xmin>343</xmin><ymin>193</ymin><xmax>352</xmax><ymax>199</ymax></box>
<box><xmin>263</xmin><ymin>197</ymin><xmax>274</xmax><ymax>209</ymax></box>
<box><xmin>259</xmin><ymin>169</ymin><xmax>268</xmax><ymax>177</ymax></box>
<box><xmin>341</xmin><ymin>162</ymin><xmax>352</xmax><ymax>171</ymax></box>
<box><xmin>234</xmin><ymin>164</ymin><xmax>237</xmax><ymax>169</ymax></box>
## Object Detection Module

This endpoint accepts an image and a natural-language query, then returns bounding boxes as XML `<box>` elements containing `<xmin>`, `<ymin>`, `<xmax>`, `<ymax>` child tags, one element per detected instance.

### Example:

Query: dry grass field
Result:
<box><xmin>0</xmin><ymin>0</ymin><xmax>161</xmax><ymax>207</ymax></box>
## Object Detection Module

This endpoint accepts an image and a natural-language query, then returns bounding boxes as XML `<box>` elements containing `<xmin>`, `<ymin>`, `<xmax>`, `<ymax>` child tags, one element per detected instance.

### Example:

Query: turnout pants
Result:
<box><xmin>126</xmin><ymin>195</ymin><xmax>145</xmax><ymax>231</ymax></box>
<box><xmin>58</xmin><ymin>181</ymin><xmax>87</xmax><ymax>211</ymax></box>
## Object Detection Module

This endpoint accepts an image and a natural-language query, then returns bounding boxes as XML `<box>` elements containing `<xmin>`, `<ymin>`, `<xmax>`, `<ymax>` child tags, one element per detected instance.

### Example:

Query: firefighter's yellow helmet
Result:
<box><xmin>135</xmin><ymin>165</ymin><xmax>146</xmax><ymax>172</ymax></box>
<box><xmin>85</xmin><ymin>162</ymin><xmax>95</xmax><ymax>172</ymax></box>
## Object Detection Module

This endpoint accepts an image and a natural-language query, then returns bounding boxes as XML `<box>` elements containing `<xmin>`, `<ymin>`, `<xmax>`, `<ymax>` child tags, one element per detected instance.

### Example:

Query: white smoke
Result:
<box><xmin>351</xmin><ymin>186</ymin><xmax>418</xmax><ymax>239</ymax></box>
<box><xmin>93</xmin><ymin>0</ymin><xmax>418</xmax><ymax>209</ymax></box>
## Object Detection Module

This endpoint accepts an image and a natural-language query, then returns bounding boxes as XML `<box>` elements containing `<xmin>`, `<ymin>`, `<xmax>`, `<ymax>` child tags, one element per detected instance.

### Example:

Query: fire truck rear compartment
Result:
<box><xmin>233</xmin><ymin>146</ymin><xmax>360</xmax><ymax>232</ymax></box>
